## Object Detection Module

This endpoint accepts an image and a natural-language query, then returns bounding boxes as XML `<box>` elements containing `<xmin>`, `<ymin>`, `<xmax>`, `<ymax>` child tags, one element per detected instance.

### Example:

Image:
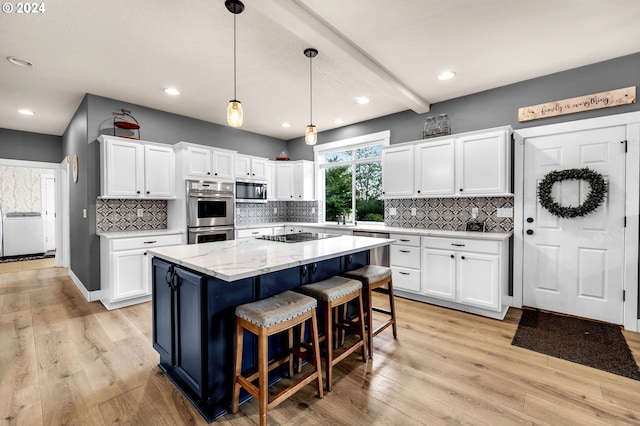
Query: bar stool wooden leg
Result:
<box><xmin>324</xmin><ymin>304</ymin><xmax>333</xmax><ymax>390</ymax></box>
<box><xmin>357</xmin><ymin>291</ymin><xmax>367</xmax><ymax>362</ymax></box>
<box><xmin>232</xmin><ymin>319</ymin><xmax>243</xmax><ymax>414</ymax></box>
<box><xmin>388</xmin><ymin>278</ymin><xmax>398</xmax><ymax>339</ymax></box>
<box><xmin>310</xmin><ymin>310</ymin><xmax>324</xmax><ymax>398</ymax></box>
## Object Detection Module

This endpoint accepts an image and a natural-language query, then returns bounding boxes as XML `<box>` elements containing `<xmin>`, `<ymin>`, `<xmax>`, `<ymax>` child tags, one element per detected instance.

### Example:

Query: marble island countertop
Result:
<box><xmin>148</xmin><ymin>234</ymin><xmax>393</xmax><ymax>282</ymax></box>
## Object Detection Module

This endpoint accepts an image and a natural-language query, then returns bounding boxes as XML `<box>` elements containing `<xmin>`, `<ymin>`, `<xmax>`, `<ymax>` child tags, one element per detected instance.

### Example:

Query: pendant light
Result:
<box><xmin>225</xmin><ymin>0</ymin><xmax>244</xmax><ymax>127</ymax></box>
<box><xmin>304</xmin><ymin>48</ymin><xmax>318</xmax><ymax>146</ymax></box>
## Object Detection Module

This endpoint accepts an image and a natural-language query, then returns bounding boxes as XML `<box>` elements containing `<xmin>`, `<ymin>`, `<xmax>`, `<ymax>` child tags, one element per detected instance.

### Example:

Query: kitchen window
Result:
<box><xmin>314</xmin><ymin>131</ymin><xmax>390</xmax><ymax>224</ymax></box>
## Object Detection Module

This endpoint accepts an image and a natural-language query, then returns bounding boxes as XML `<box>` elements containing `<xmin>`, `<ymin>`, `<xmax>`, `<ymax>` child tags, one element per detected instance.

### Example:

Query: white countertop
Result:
<box><xmin>148</xmin><ymin>235</ymin><xmax>393</xmax><ymax>282</ymax></box>
<box><xmin>97</xmin><ymin>229</ymin><xmax>184</xmax><ymax>239</ymax></box>
<box><xmin>236</xmin><ymin>222</ymin><xmax>512</xmax><ymax>241</ymax></box>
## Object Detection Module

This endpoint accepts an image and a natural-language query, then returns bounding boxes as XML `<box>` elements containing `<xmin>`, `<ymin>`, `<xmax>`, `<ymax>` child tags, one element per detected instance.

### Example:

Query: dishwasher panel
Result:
<box><xmin>352</xmin><ymin>230</ymin><xmax>390</xmax><ymax>266</ymax></box>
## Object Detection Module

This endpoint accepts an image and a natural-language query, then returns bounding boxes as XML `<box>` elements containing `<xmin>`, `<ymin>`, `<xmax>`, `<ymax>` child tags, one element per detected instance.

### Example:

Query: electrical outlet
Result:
<box><xmin>273</xmin><ymin>207</ymin><xmax>277</xmax><ymax>214</ymax></box>
<box><xmin>311</xmin><ymin>207</ymin><xmax>315</xmax><ymax>214</ymax></box>
<box><xmin>411</xmin><ymin>208</ymin><xmax>417</xmax><ymax>216</ymax></box>
<box><xmin>389</xmin><ymin>207</ymin><xmax>397</xmax><ymax>216</ymax></box>
<box><xmin>472</xmin><ymin>207</ymin><xmax>479</xmax><ymax>217</ymax></box>
<box><xmin>82</xmin><ymin>208</ymin><xmax>87</xmax><ymax>219</ymax></box>
<box><xmin>496</xmin><ymin>207</ymin><xmax>513</xmax><ymax>218</ymax></box>
<box><xmin>137</xmin><ymin>208</ymin><xmax>144</xmax><ymax>217</ymax></box>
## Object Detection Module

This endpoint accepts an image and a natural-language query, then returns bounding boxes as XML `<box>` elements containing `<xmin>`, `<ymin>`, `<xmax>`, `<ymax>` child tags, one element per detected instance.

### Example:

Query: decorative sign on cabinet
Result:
<box><xmin>99</xmin><ymin>135</ymin><xmax>176</xmax><ymax>199</ymax></box>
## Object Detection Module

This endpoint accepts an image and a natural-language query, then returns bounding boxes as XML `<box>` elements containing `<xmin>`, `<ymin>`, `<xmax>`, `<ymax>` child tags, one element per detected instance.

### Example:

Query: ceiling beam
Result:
<box><xmin>250</xmin><ymin>0</ymin><xmax>431</xmax><ymax>114</ymax></box>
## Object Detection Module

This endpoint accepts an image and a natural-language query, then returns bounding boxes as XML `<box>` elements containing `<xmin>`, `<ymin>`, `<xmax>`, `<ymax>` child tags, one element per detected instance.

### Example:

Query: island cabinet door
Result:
<box><xmin>152</xmin><ymin>258</ymin><xmax>175</xmax><ymax>365</ymax></box>
<box><xmin>174</xmin><ymin>266</ymin><xmax>206</xmax><ymax>399</ymax></box>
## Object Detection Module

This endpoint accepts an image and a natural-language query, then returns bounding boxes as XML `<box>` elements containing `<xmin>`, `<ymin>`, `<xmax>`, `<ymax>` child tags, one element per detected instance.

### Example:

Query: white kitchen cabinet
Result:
<box><xmin>390</xmin><ymin>233</ymin><xmax>421</xmax><ymax>293</ymax></box>
<box><xmin>421</xmin><ymin>236</ymin><xmax>507</xmax><ymax>314</ymax></box>
<box><xmin>99</xmin><ymin>135</ymin><xmax>175</xmax><ymax>199</ymax></box>
<box><xmin>382</xmin><ymin>145</ymin><xmax>414</xmax><ymax>197</ymax></box>
<box><xmin>383</xmin><ymin>126</ymin><xmax>511</xmax><ymax>198</ymax></box>
<box><xmin>455</xmin><ymin>130</ymin><xmax>509</xmax><ymax>195</ymax></box>
<box><xmin>276</xmin><ymin>160</ymin><xmax>314</xmax><ymax>200</ymax></box>
<box><xmin>235</xmin><ymin>155</ymin><xmax>268</xmax><ymax>180</ymax></box>
<box><xmin>236</xmin><ymin>227</ymin><xmax>273</xmax><ymax>239</ymax></box>
<box><xmin>100</xmin><ymin>233</ymin><xmax>182</xmax><ymax>310</ymax></box>
<box><xmin>414</xmin><ymin>139</ymin><xmax>455</xmax><ymax>196</ymax></box>
<box><xmin>178</xmin><ymin>142</ymin><xmax>235</xmax><ymax>181</ymax></box>
<box><xmin>265</xmin><ymin>161</ymin><xmax>276</xmax><ymax>200</ymax></box>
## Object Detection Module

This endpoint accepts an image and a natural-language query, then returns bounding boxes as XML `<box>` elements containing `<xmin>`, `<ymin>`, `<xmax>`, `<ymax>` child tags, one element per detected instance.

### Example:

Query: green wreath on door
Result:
<box><xmin>537</xmin><ymin>167</ymin><xmax>607</xmax><ymax>218</ymax></box>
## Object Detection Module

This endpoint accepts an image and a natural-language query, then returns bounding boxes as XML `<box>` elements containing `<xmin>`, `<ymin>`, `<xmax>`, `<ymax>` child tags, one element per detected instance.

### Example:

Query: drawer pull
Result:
<box><xmin>451</xmin><ymin>243</ymin><xmax>465</xmax><ymax>247</ymax></box>
<box><xmin>399</xmin><ymin>271</ymin><xmax>410</xmax><ymax>275</ymax></box>
<box><xmin>143</xmin><ymin>240</ymin><xmax>157</xmax><ymax>244</ymax></box>
<box><xmin>251</xmin><ymin>231</ymin><xmax>259</xmax><ymax>234</ymax></box>
<box><xmin>399</xmin><ymin>239</ymin><xmax>410</xmax><ymax>242</ymax></box>
<box><xmin>399</xmin><ymin>249</ymin><xmax>410</xmax><ymax>253</ymax></box>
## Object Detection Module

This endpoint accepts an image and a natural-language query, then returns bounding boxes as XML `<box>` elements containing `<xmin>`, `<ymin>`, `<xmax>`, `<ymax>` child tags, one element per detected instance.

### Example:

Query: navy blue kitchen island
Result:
<box><xmin>148</xmin><ymin>234</ymin><xmax>392</xmax><ymax>422</ymax></box>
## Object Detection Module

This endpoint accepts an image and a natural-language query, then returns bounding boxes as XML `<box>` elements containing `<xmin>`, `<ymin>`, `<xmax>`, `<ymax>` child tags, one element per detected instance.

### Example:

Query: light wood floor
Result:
<box><xmin>3</xmin><ymin>267</ymin><xmax>640</xmax><ymax>425</ymax></box>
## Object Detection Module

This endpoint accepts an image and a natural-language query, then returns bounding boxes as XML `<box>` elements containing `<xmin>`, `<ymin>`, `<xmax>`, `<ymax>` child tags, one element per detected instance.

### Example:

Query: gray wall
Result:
<box><xmin>0</xmin><ymin>128</ymin><xmax>62</xmax><ymax>162</ymax></box>
<box><xmin>61</xmin><ymin>96</ymin><xmax>92</xmax><ymax>289</ymax></box>
<box><xmin>287</xmin><ymin>52</ymin><xmax>640</xmax><ymax>159</ymax></box>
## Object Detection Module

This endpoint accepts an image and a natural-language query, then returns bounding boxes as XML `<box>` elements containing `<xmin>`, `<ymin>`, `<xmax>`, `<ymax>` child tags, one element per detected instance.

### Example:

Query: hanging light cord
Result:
<box><xmin>309</xmin><ymin>53</ymin><xmax>313</xmax><ymax>125</ymax></box>
<box><xmin>233</xmin><ymin>12</ymin><xmax>237</xmax><ymax>101</ymax></box>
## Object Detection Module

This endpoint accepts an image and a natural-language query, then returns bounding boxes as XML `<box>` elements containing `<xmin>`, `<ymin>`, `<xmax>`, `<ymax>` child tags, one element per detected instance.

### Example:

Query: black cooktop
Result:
<box><xmin>256</xmin><ymin>232</ymin><xmax>340</xmax><ymax>243</ymax></box>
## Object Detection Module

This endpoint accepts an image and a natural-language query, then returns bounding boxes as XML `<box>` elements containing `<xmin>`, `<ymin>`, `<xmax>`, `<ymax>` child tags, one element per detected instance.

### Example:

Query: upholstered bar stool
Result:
<box><xmin>297</xmin><ymin>276</ymin><xmax>367</xmax><ymax>391</ymax></box>
<box><xmin>341</xmin><ymin>265</ymin><xmax>397</xmax><ymax>358</ymax></box>
<box><xmin>232</xmin><ymin>290</ymin><xmax>323</xmax><ymax>426</ymax></box>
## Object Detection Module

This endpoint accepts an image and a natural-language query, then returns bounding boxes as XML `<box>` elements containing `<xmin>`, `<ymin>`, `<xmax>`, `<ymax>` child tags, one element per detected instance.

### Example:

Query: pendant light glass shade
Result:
<box><xmin>225</xmin><ymin>0</ymin><xmax>244</xmax><ymax>128</ymax></box>
<box><xmin>305</xmin><ymin>124</ymin><xmax>317</xmax><ymax>145</ymax></box>
<box><xmin>227</xmin><ymin>100</ymin><xmax>243</xmax><ymax>127</ymax></box>
<box><xmin>304</xmin><ymin>48</ymin><xmax>318</xmax><ymax>146</ymax></box>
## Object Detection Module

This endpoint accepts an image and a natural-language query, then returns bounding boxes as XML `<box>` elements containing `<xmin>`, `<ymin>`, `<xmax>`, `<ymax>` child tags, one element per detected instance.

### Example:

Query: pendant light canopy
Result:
<box><xmin>304</xmin><ymin>48</ymin><xmax>318</xmax><ymax>146</ymax></box>
<box><xmin>226</xmin><ymin>0</ymin><xmax>244</xmax><ymax>127</ymax></box>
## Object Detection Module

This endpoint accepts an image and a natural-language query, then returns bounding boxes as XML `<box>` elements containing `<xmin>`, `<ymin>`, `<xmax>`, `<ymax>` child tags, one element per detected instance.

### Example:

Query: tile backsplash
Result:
<box><xmin>384</xmin><ymin>196</ymin><xmax>513</xmax><ymax>232</ymax></box>
<box><xmin>96</xmin><ymin>199</ymin><xmax>168</xmax><ymax>232</ymax></box>
<box><xmin>236</xmin><ymin>201</ymin><xmax>319</xmax><ymax>226</ymax></box>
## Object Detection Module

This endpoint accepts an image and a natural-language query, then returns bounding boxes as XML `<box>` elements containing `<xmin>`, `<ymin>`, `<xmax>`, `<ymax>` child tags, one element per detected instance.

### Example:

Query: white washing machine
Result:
<box><xmin>3</xmin><ymin>212</ymin><xmax>45</xmax><ymax>257</ymax></box>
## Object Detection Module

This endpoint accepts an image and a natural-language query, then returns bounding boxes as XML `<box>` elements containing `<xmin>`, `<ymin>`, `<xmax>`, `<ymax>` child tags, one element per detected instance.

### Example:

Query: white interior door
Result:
<box><xmin>522</xmin><ymin>125</ymin><xmax>626</xmax><ymax>324</ymax></box>
<box><xmin>41</xmin><ymin>175</ymin><xmax>56</xmax><ymax>252</ymax></box>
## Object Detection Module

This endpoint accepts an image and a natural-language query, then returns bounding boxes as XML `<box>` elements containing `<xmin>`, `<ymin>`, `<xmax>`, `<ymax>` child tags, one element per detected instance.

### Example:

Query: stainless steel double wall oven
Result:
<box><xmin>186</xmin><ymin>180</ymin><xmax>234</xmax><ymax>244</ymax></box>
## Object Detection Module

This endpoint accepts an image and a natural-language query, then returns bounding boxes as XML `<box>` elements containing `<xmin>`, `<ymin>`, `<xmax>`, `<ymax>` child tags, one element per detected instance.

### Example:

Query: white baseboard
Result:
<box><xmin>67</xmin><ymin>269</ymin><xmax>102</xmax><ymax>302</ymax></box>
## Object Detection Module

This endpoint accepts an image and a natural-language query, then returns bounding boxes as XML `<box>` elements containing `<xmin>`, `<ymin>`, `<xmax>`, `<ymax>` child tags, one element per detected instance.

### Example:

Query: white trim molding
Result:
<box><xmin>68</xmin><ymin>268</ymin><xmax>102</xmax><ymax>302</ymax></box>
<box><xmin>514</xmin><ymin>111</ymin><xmax>640</xmax><ymax>331</ymax></box>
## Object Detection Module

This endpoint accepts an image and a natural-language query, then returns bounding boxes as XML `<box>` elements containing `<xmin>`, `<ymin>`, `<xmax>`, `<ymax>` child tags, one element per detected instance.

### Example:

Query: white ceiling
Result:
<box><xmin>1</xmin><ymin>0</ymin><xmax>639</xmax><ymax>140</ymax></box>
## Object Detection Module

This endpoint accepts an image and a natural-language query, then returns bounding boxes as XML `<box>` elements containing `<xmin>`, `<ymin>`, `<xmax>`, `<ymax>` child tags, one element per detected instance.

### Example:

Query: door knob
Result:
<box><xmin>526</xmin><ymin>229</ymin><xmax>534</xmax><ymax>235</ymax></box>
<box><xmin>527</xmin><ymin>217</ymin><xmax>534</xmax><ymax>223</ymax></box>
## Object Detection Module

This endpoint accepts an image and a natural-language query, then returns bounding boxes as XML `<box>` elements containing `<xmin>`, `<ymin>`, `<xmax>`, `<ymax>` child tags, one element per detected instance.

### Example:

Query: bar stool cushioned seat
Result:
<box><xmin>232</xmin><ymin>290</ymin><xmax>323</xmax><ymax>426</ymax></box>
<box><xmin>341</xmin><ymin>265</ymin><xmax>397</xmax><ymax>359</ymax></box>
<box><xmin>236</xmin><ymin>290</ymin><xmax>317</xmax><ymax>327</ymax></box>
<box><xmin>298</xmin><ymin>276</ymin><xmax>367</xmax><ymax>391</ymax></box>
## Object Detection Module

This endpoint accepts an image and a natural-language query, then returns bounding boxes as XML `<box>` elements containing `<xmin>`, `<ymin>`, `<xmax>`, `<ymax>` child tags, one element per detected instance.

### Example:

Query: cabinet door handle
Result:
<box><xmin>459</xmin><ymin>188</ymin><xmax>464</xmax><ymax>192</ymax></box>
<box><xmin>451</xmin><ymin>243</ymin><xmax>465</xmax><ymax>247</ymax></box>
<box><xmin>399</xmin><ymin>239</ymin><xmax>410</xmax><ymax>242</ymax></box>
<box><xmin>146</xmin><ymin>191</ymin><xmax>150</xmax><ymax>194</ymax></box>
<box><xmin>450</xmin><ymin>254</ymin><xmax>455</xmax><ymax>258</ymax></box>
<box><xmin>461</xmin><ymin>256</ymin><xmax>466</xmax><ymax>260</ymax></box>
<box><xmin>144</xmin><ymin>240</ymin><xmax>157</xmax><ymax>244</ymax></box>
<box><xmin>417</xmin><ymin>190</ymin><xmax>421</xmax><ymax>194</ymax></box>
<box><xmin>165</xmin><ymin>268</ymin><xmax>173</xmax><ymax>288</ymax></box>
<box><xmin>399</xmin><ymin>271</ymin><xmax>410</xmax><ymax>275</ymax></box>
<box><xmin>207</xmin><ymin>172</ymin><xmax>211</xmax><ymax>175</ymax></box>
<box><xmin>144</xmin><ymin>252</ymin><xmax>147</xmax><ymax>256</ymax></box>
<box><xmin>399</xmin><ymin>249</ymin><xmax>410</xmax><ymax>253</ymax></box>
<box><xmin>136</xmin><ymin>191</ymin><xmax>141</xmax><ymax>194</ymax></box>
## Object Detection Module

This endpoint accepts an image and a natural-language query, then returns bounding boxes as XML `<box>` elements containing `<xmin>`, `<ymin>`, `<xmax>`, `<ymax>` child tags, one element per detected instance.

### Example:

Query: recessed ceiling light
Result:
<box><xmin>280</xmin><ymin>122</ymin><xmax>291</xmax><ymax>128</ymax></box>
<box><xmin>18</xmin><ymin>109</ymin><xmax>34</xmax><ymax>115</ymax></box>
<box><xmin>7</xmin><ymin>56</ymin><xmax>35</xmax><ymax>67</ymax></box>
<box><xmin>164</xmin><ymin>87</ymin><xmax>180</xmax><ymax>95</ymax></box>
<box><xmin>438</xmin><ymin>71</ymin><xmax>456</xmax><ymax>80</ymax></box>
<box><xmin>355</xmin><ymin>97</ymin><xmax>370</xmax><ymax>104</ymax></box>
<box><xmin>334</xmin><ymin>119</ymin><xmax>344</xmax><ymax>124</ymax></box>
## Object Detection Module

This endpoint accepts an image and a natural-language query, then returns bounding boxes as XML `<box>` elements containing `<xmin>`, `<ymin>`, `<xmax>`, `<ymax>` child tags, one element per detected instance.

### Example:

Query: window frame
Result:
<box><xmin>313</xmin><ymin>130</ymin><xmax>390</xmax><ymax>224</ymax></box>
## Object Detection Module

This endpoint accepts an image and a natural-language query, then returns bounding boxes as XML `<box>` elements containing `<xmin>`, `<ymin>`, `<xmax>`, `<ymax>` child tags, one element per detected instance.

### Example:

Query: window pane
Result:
<box><xmin>355</xmin><ymin>145</ymin><xmax>382</xmax><ymax>159</ymax></box>
<box><xmin>355</xmin><ymin>162</ymin><xmax>384</xmax><ymax>222</ymax></box>
<box><xmin>324</xmin><ymin>150</ymin><xmax>352</xmax><ymax>163</ymax></box>
<box><xmin>324</xmin><ymin>165</ymin><xmax>353</xmax><ymax>222</ymax></box>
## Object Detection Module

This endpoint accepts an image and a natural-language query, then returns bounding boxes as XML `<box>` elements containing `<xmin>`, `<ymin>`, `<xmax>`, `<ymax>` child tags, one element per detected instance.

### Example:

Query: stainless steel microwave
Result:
<box><xmin>235</xmin><ymin>179</ymin><xmax>267</xmax><ymax>203</ymax></box>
